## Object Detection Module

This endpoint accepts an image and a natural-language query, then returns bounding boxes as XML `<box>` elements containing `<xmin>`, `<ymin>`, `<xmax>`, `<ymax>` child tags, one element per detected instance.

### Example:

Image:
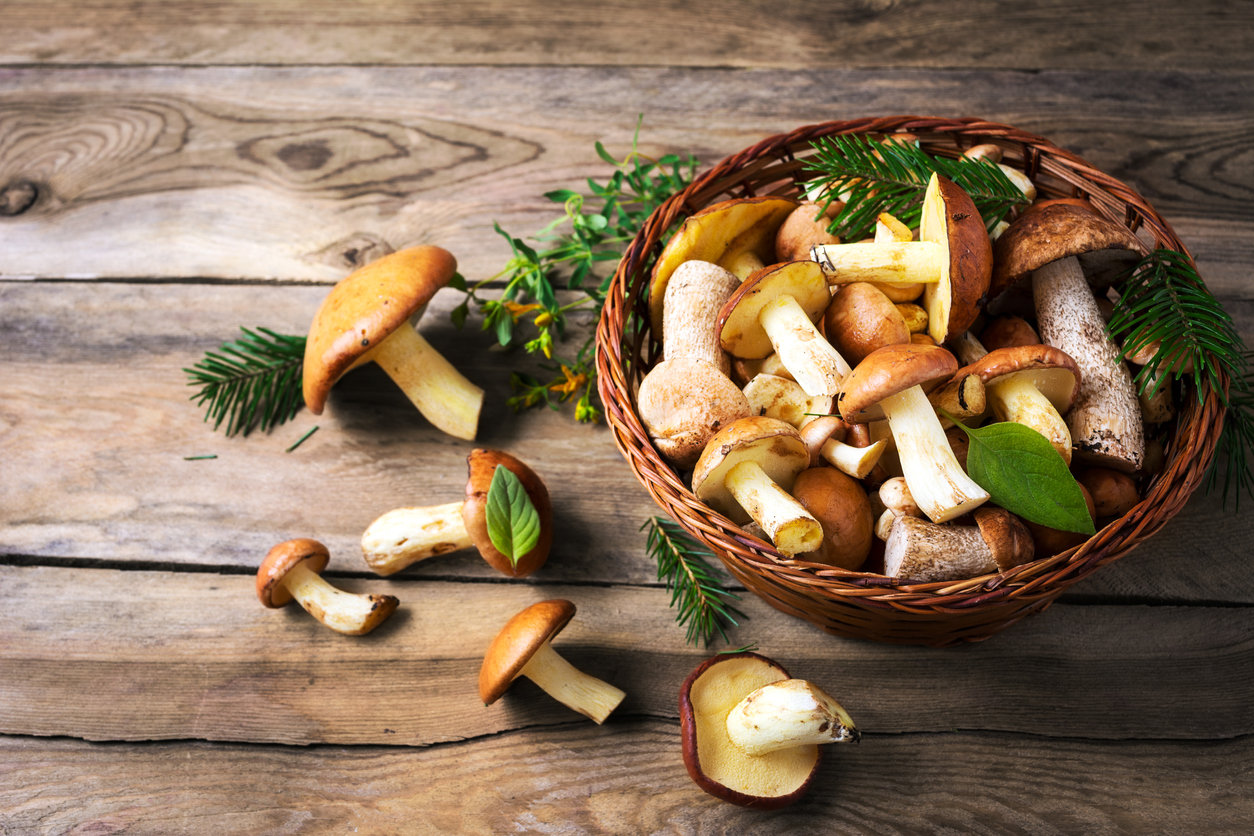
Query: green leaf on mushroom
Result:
<box><xmin>485</xmin><ymin>465</ymin><xmax>542</xmax><ymax>567</ymax></box>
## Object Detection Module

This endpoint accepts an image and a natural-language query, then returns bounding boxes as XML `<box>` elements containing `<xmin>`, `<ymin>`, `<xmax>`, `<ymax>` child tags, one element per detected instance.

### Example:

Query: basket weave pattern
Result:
<box><xmin>595</xmin><ymin>116</ymin><xmax>1226</xmax><ymax>646</ymax></box>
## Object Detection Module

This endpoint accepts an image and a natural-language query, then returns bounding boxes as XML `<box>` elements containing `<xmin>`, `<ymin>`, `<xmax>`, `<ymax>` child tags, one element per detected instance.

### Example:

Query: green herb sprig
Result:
<box><xmin>804</xmin><ymin>134</ymin><xmax>1031</xmax><ymax>240</ymax></box>
<box><xmin>183</xmin><ymin>327</ymin><xmax>306</xmax><ymax>437</ymax></box>
<box><xmin>643</xmin><ymin>516</ymin><xmax>747</xmax><ymax>647</ymax></box>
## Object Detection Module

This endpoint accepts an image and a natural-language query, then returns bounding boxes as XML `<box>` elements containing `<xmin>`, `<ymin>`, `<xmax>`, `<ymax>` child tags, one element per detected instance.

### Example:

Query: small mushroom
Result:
<box><xmin>360</xmin><ymin>448</ymin><xmax>553</xmax><ymax>577</ymax></box>
<box><xmin>479</xmin><ymin>599</ymin><xmax>625</xmax><ymax>724</ymax></box>
<box><xmin>838</xmin><ymin>343</ymin><xmax>989</xmax><ymax>523</ymax></box>
<box><xmin>302</xmin><ymin>245</ymin><xmax>484</xmax><ymax>440</ymax></box>
<box><xmin>1076</xmin><ymin>467</ymin><xmax>1142</xmax><ymax>519</ymax></box>
<box><xmin>638</xmin><ymin>357</ymin><xmax>752</xmax><ymax>469</ymax></box>
<box><xmin>822</xmin><ymin>281</ymin><xmax>911</xmax><ymax>366</ymax></box>
<box><xmin>874</xmin><ymin>476</ymin><xmax>923</xmax><ymax>541</ymax></box>
<box><xmin>680</xmin><ymin>653</ymin><xmax>858</xmax><ymax>809</ymax></box>
<box><xmin>791</xmin><ymin>466</ymin><xmax>874</xmax><ymax>570</ymax></box>
<box><xmin>884</xmin><ymin>507</ymin><xmax>1035</xmax><ymax>583</ymax></box>
<box><xmin>980</xmin><ymin>314</ymin><xmax>1040</xmax><ymax>351</ymax></box>
<box><xmin>719</xmin><ymin>260</ymin><xmax>852</xmax><ymax>397</ymax></box>
<box><xmin>257</xmin><ymin>538</ymin><xmax>398</xmax><ymax>635</ymax></box>
<box><xmin>775</xmin><ymin>201</ymin><xmax>842</xmax><ymax>262</ymax></box>
<box><xmin>798</xmin><ymin>414</ymin><xmax>887</xmax><ymax>480</ymax></box>
<box><xmin>692</xmin><ymin>416</ymin><xmax>822</xmax><ymax>557</ymax></box>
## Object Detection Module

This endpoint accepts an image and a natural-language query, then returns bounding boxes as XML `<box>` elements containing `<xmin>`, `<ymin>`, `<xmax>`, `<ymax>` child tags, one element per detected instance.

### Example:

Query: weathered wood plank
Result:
<box><xmin>2</xmin><ymin>0</ymin><xmax>1251</xmax><ymax>73</ymax></box>
<box><xmin>1</xmin><ymin>729</ymin><xmax>1250</xmax><ymax>835</ymax></box>
<box><xmin>2</xmin><ymin>565</ymin><xmax>1251</xmax><ymax>745</ymax></box>
<box><xmin>1</xmin><ymin>67</ymin><xmax>1251</xmax><ymax>294</ymax></box>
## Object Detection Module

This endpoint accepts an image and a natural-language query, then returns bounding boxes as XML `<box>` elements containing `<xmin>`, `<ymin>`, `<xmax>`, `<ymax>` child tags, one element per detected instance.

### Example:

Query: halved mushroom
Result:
<box><xmin>837</xmin><ymin>343</ymin><xmax>989</xmax><ymax>523</ymax></box>
<box><xmin>719</xmin><ymin>260</ymin><xmax>852</xmax><ymax>397</ymax></box>
<box><xmin>361</xmin><ymin>448</ymin><xmax>553</xmax><ymax>577</ymax></box>
<box><xmin>257</xmin><ymin>538</ymin><xmax>398</xmax><ymax>635</ymax></box>
<box><xmin>479</xmin><ymin>599</ymin><xmax>625</xmax><ymax>724</ymax></box>
<box><xmin>884</xmin><ymin>507</ymin><xmax>1035</xmax><ymax>583</ymax></box>
<box><xmin>691</xmin><ymin>416</ymin><xmax>822</xmax><ymax>557</ymax></box>
<box><xmin>302</xmin><ymin>245</ymin><xmax>483</xmax><ymax>440</ymax></box>
<box><xmin>680</xmin><ymin>653</ymin><xmax>858</xmax><ymax>809</ymax></box>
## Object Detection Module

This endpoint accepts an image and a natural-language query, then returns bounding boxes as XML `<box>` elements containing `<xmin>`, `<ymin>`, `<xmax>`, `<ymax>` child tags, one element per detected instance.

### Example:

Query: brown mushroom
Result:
<box><xmin>638</xmin><ymin>357</ymin><xmax>752</xmax><ymax>469</ymax></box>
<box><xmin>719</xmin><ymin>260</ymin><xmax>852</xmax><ymax>397</ymax></box>
<box><xmin>791</xmin><ymin>467</ymin><xmax>874</xmax><ymax>569</ymax></box>
<box><xmin>302</xmin><ymin>245</ymin><xmax>483</xmax><ymax>440</ymax></box>
<box><xmin>822</xmin><ymin>281</ymin><xmax>911</xmax><ymax>366</ymax></box>
<box><xmin>775</xmin><ymin>201</ymin><xmax>842</xmax><ymax>262</ymax></box>
<box><xmin>360</xmin><ymin>448</ymin><xmax>553</xmax><ymax>577</ymax></box>
<box><xmin>661</xmin><ymin>259</ymin><xmax>743</xmax><ymax>375</ymax></box>
<box><xmin>691</xmin><ymin>416</ymin><xmax>822</xmax><ymax>557</ymax></box>
<box><xmin>680</xmin><ymin>653</ymin><xmax>858</xmax><ymax>809</ymax></box>
<box><xmin>980</xmin><ymin>314</ymin><xmax>1040</xmax><ymax>351</ymax></box>
<box><xmin>838</xmin><ymin>343</ymin><xmax>989</xmax><ymax>523</ymax></box>
<box><xmin>257</xmin><ymin>538</ymin><xmax>398</xmax><ymax>635</ymax></box>
<box><xmin>797</xmin><ymin>414</ymin><xmax>887</xmax><ymax>479</ymax></box>
<box><xmin>479</xmin><ymin>599</ymin><xmax>625</xmax><ymax>724</ymax></box>
<box><xmin>1077</xmin><ymin>467</ymin><xmax>1142</xmax><ymax>519</ymax></box>
<box><xmin>883</xmin><ymin>507</ymin><xmax>1035</xmax><ymax>583</ymax></box>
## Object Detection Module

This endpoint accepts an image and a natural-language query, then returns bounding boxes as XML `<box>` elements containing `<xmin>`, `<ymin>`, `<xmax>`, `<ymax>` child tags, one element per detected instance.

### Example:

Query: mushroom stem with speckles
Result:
<box><xmin>884</xmin><ymin>508</ymin><xmax>1034</xmax><ymax>582</ymax></box>
<box><xmin>256</xmin><ymin>539</ymin><xmax>398</xmax><ymax>635</ymax></box>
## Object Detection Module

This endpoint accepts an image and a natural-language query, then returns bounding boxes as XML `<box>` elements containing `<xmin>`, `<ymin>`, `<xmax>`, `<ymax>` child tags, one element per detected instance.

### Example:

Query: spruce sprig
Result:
<box><xmin>1210</xmin><ymin>352</ymin><xmax>1254</xmax><ymax>507</ymax></box>
<box><xmin>183</xmin><ymin>326</ymin><xmax>306</xmax><ymax>437</ymax></box>
<box><xmin>643</xmin><ymin>516</ymin><xmax>747</xmax><ymax>648</ymax></box>
<box><xmin>804</xmin><ymin>134</ymin><xmax>1030</xmax><ymax>240</ymax></box>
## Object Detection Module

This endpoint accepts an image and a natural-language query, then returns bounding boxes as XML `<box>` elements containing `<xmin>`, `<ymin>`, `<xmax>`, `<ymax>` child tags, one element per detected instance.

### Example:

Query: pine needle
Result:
<box><xmin>184</xmin><ymin>326</ymin><xmax>307</xmax><ymax>437</ymax></box>
<box><xmin>642</xmin><ymin>516</ymin><xmax>747</xmax><ymax>647</ymax></box>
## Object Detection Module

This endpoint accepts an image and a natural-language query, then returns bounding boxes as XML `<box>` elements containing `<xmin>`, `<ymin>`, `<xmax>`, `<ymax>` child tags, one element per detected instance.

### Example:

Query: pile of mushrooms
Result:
<box><xmin>641</xmin><ymin>146</ymin><xmax>1155</xmax><ymax>583</ymax></box>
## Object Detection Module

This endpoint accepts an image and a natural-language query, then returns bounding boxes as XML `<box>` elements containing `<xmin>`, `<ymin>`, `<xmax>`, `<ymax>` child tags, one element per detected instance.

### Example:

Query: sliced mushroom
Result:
<box><xmin>884</xmin><ymin>507</ymin><xmax>1035</xmax><ymax>583</ymax></box>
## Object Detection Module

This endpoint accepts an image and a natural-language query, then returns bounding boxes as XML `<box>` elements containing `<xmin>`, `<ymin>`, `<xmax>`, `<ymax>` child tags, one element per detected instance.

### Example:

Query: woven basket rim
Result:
<box><xmin>594</xmin><ymin>115</ymin><xmax>1226</xmax><ymax>643</ymax></box>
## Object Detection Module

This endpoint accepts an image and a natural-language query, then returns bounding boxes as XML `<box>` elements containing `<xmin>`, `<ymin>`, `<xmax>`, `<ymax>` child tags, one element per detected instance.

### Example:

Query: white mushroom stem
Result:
<box><xmin>724</xmin><ymin>460</ymin><xmax>823</xmax><ymax>556</ymax></box>
<box><xmin>370</xmin><ymin>321</ymin><xmax>484</xmax><ymax>441</ymax></box>
<box><xmin>810</xmin><ymin>241</ymin><xmax>943</xmax><ymax>286</ymax></box>
<box><xmin>1032</xmin><ymin>256</ymin><xmax>1144</xmax><ymax>471</ymax></box>
<box><xmin>757</xmin><ymin>295</ymin><xmax>851</xmax><ymax>397</ymax></box>
<box><xmin>988</xmin><ymin>374</ymin><xmax>1073</xmax><ymax>464</ymax></box>
<box><xmin>883</xmin><ymin>514</ymin><xmax>1000</xmax><ymax>582</ymax></box>
<box><xmin>950</xmin><ymin>330</ymin><xmax>989</xmax><ymax>365</ymax></box>
<box><xmin>279</xmin><ymin>562</ymin><xmax>396</xmax><ymax>636</ymax></box>
<box><xmin>360</xmin><ymin>501</ymin><xmax>471</xmax><ymax>575</ymax></box>
<box><xmin>817</xmin><ymin>437</ymin><xmax>887</xmax><ymax>479</ymax></box>
<box><xmin>725</xmin><ymin>679</ymin><xmax>859</xmax><ymax>756</ymax></box>
<box><xmin>878</xmin><ymin>385</ymin><xmax>989</xmax><ymax>523</ymax></box>
<box><xmin>517</xmin><ymin>641</ymin><xmax>626</xmax><ymax>725</ymax></box>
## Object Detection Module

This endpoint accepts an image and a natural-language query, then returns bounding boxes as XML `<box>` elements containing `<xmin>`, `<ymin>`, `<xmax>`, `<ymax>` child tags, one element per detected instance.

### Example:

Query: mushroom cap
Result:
<box><xmin>302</xmin><ymin>245</ymin><xmax>458</xmax><ymax>414</ymax></box>
<box><xmin>836</xmin><ymin>343</ymin><xmax>960</xmax><ymax>423</ymax></box>
<box><xmin>990</xmin><ymin>201</ymin><xmax>1147</xmax><ymax>299</ymax></box>
<box><xmin>823</xmin><ymin>281</ymin><xmax>912</xmax><ymax>366</ymax></box>
<box><xmin>460</xmin><ymin>448</ymin><xmax>554</xmax><ymax>578</ymax></box>
<box><xmin>679</xmin><ymin>652</ymin><xmax>819</xmax><ymax>809</ymax></box>
<box><xmin>256</xmin><ymin>538</ymin><xmax>331</xmax><ymax>608</ymax></box>
<box><xmin>979</xmin><ymin>314</ymin><xmax>1040</xmax><ymax>351</ymax></box>
<box><xmin>791</xmin><ymin>467</ymin><xmax>874</xmax><ymax>570</ymax></box>
<box><xmin>638</xmin><ymin>357</ymin><xmax>752</xmax><ymax>469</ymax></box>
<box><xmin>973</xmin><ymin>507</ymin><xmax>1035</xmax><ymax>571</ymax></box>
<box><xmin>920</xmin><ymin>173</ymin><xmax>993</xmax><ymax>344</ymax></box>
<box><xmin>719</xmin><ymin>261</ymin><xmax>831</xmax><ymax>359</ymax></box>
<box><xmin>955</xmin><ymin>343</ymin><xmax>1082</xmax><ymax>414</ymax></box>
<box><xmin>478</xmin><ymin>598</ymin><xmax>576</xmax><ymax>705</ymax></box>
<box><xmin>774</xmin><ymin>201</ymin><xmax>841</xmax><ymax>262</ymax></box>
<box><xmin>691</xmin><ymin>416</ymin><xmax>810</xmax><ymax>523</ymax></box>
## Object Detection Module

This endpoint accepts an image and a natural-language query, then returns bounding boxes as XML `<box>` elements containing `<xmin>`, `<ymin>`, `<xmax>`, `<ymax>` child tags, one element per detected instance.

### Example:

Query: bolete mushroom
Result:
<box><xmin>797</xmin><ymin>414</ymin><xmax>887</xmax><ymax>480</ymax></box>
<box><xmin>719</xmin><ymin>260</ymin><xmax>852</xmax><ymax>397</ymax></box>
<box><xmin>822</xmin><ymin>281</ymin><xmax>912</xmax><ymax>366</ymax></box>
<box><xmin>360</xmin><ymin>448</ymin><xmax>553</xmax><ymax>577</ymax></box>
<box><xmin>741</xmin><ymin>373</ymin><xmax>833</xmax><ymax>429</ymax></box>
<box><xmin>637</xmin><ymin>357</ymin><xmax>752</xmax><ymax>470</ymax></box>
<box><xmin>774</xmin><ymin>201</ymin><xmax>842</xmax><ymax>262</ymax></box>
<box><xmin>791</xmin><ymin>466</ymin><xmax>874</xmax><ymax>570</ymax></box>
<box><xmin>692</xmin><ymin>416</ymin><xmax>822</xmax><ymax>557</ymax></box>
<box><xmin>837</xmin><ymin>343</ymin><xmax>989</xmax><ymax>523</ymax></box>
<box><xmin>302</xmin><ymin>245</ymin><xmax>484</xmax><ymax>440</ymax></box>
<box><xmin>884</xmin><ymin>507</ymin><xmax>1035</xmax><ymax>583</ymax></box>
<box><xmin>257</xmin><ymin>538</ymin><xmax>398</xmax><ymax>635</ymax></box>
<box><xmin>680</xmin><ymin>652</ymin><xmax>858</xmax><ymax>809</ymax></box>
<box><xmin>661</xmin><ymin>259</ymin><xmax>743</xmax><ymax>375</ymax></box>
<box><xmin>991</xmin><ymin>201</ymin><xmax>1149</xmax><ymax>471</ymax></box>
<box><xmin>479</xmin><ymin>599</ymin><xmax>625</xmax><ymax>724</ymax></box>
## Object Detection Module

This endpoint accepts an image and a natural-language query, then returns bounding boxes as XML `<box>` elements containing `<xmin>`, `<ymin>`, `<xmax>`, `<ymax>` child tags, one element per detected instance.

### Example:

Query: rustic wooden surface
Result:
<box><xmin>2</xmin><ymin>2</ymin><xmax>1252</xmax><ymax>833</ymax></box>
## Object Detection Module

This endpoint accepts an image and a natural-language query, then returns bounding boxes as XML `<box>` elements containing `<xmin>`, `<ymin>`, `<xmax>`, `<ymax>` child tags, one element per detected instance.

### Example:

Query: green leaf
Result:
<box><xmin>485</xmin><ymin>465</ymin><xmax>542</xmax><ymax>567</ymax></box>
<box><xmin>946</xmin><ymin>417</ymin><xmax>1096</xmax><ymax>535</ymax></box>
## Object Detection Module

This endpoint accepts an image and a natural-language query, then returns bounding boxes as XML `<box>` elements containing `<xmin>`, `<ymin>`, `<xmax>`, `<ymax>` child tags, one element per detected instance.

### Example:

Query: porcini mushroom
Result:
<box><xmin>479</xmin><ymin>599</ymin><xmax>625</xmax><ymax>724</ymax></box>
<box><xmin>791</xmin><ymin>466</ymin><xmax>874</xmax><ymax>569</ymax></box>
<box><xmin>837</xmin><ymin>343</ymin><xmax>989</xmax><ymax>523</ymax></box>
<box><xmin>360</xmin><ymin>448</ymin><xmax>553</xmax><ymax>577</ymax></box>
<box><xmin>257</xmin><ymin>538</ymin><xmax>398</xmax><ymax>635</ymax></box>
<box><xmin>680</xmin><ymin>652</ymin><xmax>858</xmax><ymax>809</ymax></box>
<box><xmin>661</xmin><ymin>260</ymin><xmax>743</xmax><ymax>375</ymax></box>
<box><xmin>884</xmin><ymin>507</ymin><xmax>1035</xmax><ymax>583</ymax></box>
<box><xmin>822</xmin><ymin>281</ymin><xmax>911</xmax><ymax>366</ymax></box>
<box><xmin>797</xmin><ymin>414</ymin><xmax>887</xmax><ymax>480</ymax></box>
<box><xmin>692</xmin><ymin>416</ymin><xmax>822</xmax><ymax>557</ymax></box>
<box><xmin>302</xmin><ymin>245</ymin><xmax>484</xmax><ymax>440</ymax></box>
<box><xmin>638</xmin><ymin>357</ymin><xmax>752</xmax><ymax>469</ymax></box>
<box><xmin>719</xmin><ymin>260</ymin><xmax>852</xmax><ymax>397</ymax></box>
<box><xmin>774</xmin><ymin>201</ymin><xmax>842</xmax><ymax>262</ymax></box>
<box><xmin>741</xmin><ymin>373</ymin><xmax>832</xmax><ymax>429</ymax></box>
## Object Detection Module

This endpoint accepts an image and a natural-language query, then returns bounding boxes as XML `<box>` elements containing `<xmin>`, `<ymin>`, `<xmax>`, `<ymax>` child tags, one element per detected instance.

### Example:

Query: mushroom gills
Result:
<box><xmin>518</xmin><ymin>640</ymin><xmax>626</xmax><ymax>725</ymax></box>
<box><xmin>369</xmin><ymin>320</ymin><xmax>484</xmax><ymax>441</ymax></box>
<box><xmin>280</xmin><ymin>561</ymin><xmax>398</xmax><ymax>636</ymax></box>
<box><xmin>360</xmin><ymin>501</ymin><xmax>471</xmax><ymax>575</ymax></box>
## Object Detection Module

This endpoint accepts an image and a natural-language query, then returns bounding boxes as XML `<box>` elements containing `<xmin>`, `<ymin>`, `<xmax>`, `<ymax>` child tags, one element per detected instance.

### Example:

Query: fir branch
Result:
<box><xmin>643</xmin><ymin>516</ymin><xmax>747</xmax><ymax>648</ymax></box>
<box><xmin>183</xmin><ymin>326</ymin><xmax>307</xmax><ymax>437</ymax></box>
<box><xmin>803</xmin><ymin>134</ymin><xmax>1030</xmax><ymax>240</ymax></box>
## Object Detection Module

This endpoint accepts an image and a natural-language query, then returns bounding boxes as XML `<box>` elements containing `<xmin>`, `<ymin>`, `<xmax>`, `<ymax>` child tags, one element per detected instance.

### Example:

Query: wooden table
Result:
<box><xmin>3</xmin><ymin>3</ymin><xmax>1252</xmax><ymax>832</ymax></box>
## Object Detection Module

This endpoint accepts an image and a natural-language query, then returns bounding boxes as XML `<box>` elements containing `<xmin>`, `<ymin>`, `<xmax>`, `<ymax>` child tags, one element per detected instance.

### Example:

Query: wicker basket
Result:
<box><xmin>595</xmin><ymin>115</ymin><xmax>1227</xmax><ymax>646</ymax></box>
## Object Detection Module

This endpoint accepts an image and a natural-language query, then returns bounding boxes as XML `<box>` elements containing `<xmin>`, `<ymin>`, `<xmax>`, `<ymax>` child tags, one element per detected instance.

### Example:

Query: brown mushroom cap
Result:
<box><xmin>836</xmin><ymin>343</ymin><xmax>960</xmax><ymax>423</ymax></box>
<box><xmin>990</xmin><ymin>201</ymin><xmax>1147</xmax><ymax>299</ymax></box>
<box><xmin>775</xmin><ymin>201</ymin><xmax>841</xmax><ymax>262</ymax></box>
<box><xmin>460</xmin><ymin>448</ymin><xmax>554</xmax><ymax>578</ymax></box>
<box><xmin>823</xmin><ymin>281</ymin><xmax>912</xmax><ymax>365</ymax></box>
<box><xmin>648</xmin><ymin>196</ymin><xmax>798</xmax><ymax>337</ymax></box>
<box><xmin>638</xmin><ymin>357</ymin><xmax>752</xmax><ymax>469</ymax></box>
<box><xmin>972</xmin><ymin>506</ymin><xmax>1036</xmax><ymax>571</ymax></box>
<box><xmin>979</xmin><ymin>314</ymin><xmax>1040</xmax><ymax>351</ymax></box>
<box><xmin>303</xmin><ymin>245</ymin><xmax>458</xmax><ymax>414</ymax></box>
<box><xmin>719</xmin><ymin>261</ymin><xmax>832</xmax><ymax>359</ymax></box>
<box><xmin>955</xmin><ymin>343</ymin><xmax>1082</xmax><ymax>414</ymax></box>
<box><xmin>920</xmin><ymin>174</ymin><xmax>993</xmax><ymax>343</ymax></box>
<box><xmin>478</xmin><ymin>599</ymin><xmax>576</xmax><ymax>705</ymax></box>
<box><xmin>679</xmin><ymin>652</ymin><xmax>819</xmax><ymax>809</ymax></box>
<box><xmin>791</xmin><ymin>467</ymin><xmax>873</xmax><ymax>570</ymax></box>
<box><xmin>256</xmin><ymin>538</ymin><xmax>331</xmax><ymax>608</ymax></box>
<box><xmin>691</xmin><ymin>416</ymin><xmax>811</xmax><ymax>524</ymax></box>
